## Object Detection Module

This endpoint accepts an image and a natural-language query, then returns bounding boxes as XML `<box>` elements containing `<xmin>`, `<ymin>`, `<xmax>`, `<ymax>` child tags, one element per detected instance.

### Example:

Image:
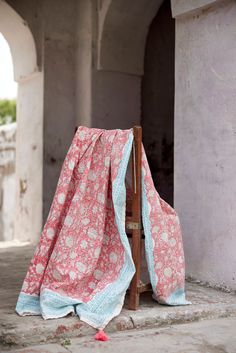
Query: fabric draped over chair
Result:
<box><xmin>16</xmin><ymin>126</ymin><xmax>190</xmax><ymax>330</ymax></box>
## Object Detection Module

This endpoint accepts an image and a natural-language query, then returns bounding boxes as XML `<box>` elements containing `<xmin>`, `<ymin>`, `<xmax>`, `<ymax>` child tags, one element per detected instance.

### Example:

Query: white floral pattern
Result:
<box><xmin>16</xmin><ymin>126</ymin><xmax>187</xmax><ymax>323</ymax></box>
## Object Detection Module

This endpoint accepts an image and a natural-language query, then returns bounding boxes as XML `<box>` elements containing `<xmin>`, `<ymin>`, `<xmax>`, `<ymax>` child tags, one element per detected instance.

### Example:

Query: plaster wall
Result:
<box><xmin>42</xmin><ymin>0</ymin><xmax>77</xmax><ymax>220</ymax></box>
<box><xmin>75</xmin><ymin>0</ymin><xmax>92</xmax><ymax>127</ymax></box>
<box><xmin>5</xmin><ymin>0</ymin><xmax>77</xmax><ymax>225</ymax></box>
<box><xmin>15</xmin><ymin>72</ymin><xmax>44</xmax><ymax>243</ymax></box>
<box><xmin>92</xmin><ymin>70</ymin><xmax>141</xmax><ymax>129</ymax></box>
<box><xmin>1</xmin><ymin>0</ymin><xmax>38</xmax><ymax>80</ymax></box>
<box><xmin>175</xmin><ymin>0</ymin><xmax>236</xmax><ymax>289</ymax></box>
<box><xmin>171</xmin><ymin>0</ymin><xmax>222</xmax><ymax>18</ymax></box>
<box><xmin>2</xmin><ymin>0</ymin><xmax>43</xmax><ymax>243</ymax></box>
<box><xmin>97</xmin><ymin>0</ymin><xmax>163</xmax><ymax>75</ymax></box>
<box><xmin>6</xmin><ymin>0</ymin><xmax>43</xmax><ymax>69</ymax></box>
<box><xmin>75</xmin><ymin>0</ymin><xmax>141</xmax><ymax>130</ymax></box>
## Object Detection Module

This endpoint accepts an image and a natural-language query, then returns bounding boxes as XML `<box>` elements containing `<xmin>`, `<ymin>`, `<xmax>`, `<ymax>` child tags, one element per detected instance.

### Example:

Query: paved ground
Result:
<box><xmin>3</xmin><ymin>317</ymin><xmax>236</xmax><ymax>353</ymax></box>
<box><xmin>1</xmin><ymin>245</ymin><xmax>236</xmax><ymax>352</ymax></box>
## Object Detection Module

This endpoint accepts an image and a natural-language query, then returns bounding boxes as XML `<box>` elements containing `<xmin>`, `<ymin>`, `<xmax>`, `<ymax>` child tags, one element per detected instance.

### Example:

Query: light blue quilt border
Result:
<box><xmin>142</xmin><ymin>172</ymin><xmax>191</xmax><ymax>306</ymax></box>
<box><xmin>16</xmin><ymin>292</ymin><xmax>41</xmax><ymax>316</ymax></box>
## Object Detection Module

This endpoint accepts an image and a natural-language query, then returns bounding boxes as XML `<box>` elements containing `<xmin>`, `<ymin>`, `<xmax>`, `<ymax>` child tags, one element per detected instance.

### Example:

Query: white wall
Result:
<box><xmin>0</xmin><ymin>123</ymin><xmax>16</xmax><ymax>241</ymax></box>
<box><xmin>15</xmin><ymin>73</ymin><xmax>43</xmax><ymax>243</ymax></box>
<box><xmin>174</xmin><ymin>0</ymin><xmax>236</xmax><ymax>290</ymax></box>
<box><xmin>1</xmin><ymin>0</ymin><xmax>44</xmax><ymax>243</ymax></box>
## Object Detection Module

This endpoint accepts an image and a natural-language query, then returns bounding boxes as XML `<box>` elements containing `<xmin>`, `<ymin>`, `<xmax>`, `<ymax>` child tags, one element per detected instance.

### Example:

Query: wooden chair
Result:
<box><xmin>125</xmin><ymin>126</ymin><xmax>152</xmax><ymax>310</ymax></box>
<box><xmin>75</xmin><ymin>126</ymin><xmax>151</xmax><ymax>310</ymax></box>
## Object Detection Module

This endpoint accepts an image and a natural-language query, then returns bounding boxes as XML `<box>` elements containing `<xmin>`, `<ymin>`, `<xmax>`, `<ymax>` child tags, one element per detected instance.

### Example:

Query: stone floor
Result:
<box><xmin>1</xmin><ymin>245</ymin><xmax>236</xmax><ymax>351</ymax></box>
<box><xmin>4</xmin><ymin>317</ymin><xmax>236</xmax><ymax>353</ymax></box>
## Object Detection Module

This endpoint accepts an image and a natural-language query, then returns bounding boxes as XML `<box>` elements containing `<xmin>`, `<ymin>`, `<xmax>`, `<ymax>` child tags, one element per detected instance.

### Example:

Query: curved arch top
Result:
<box><xmin>0</xmin><ymin>0</ymin><xmax>38</xmax><ymax>82</ymax></box>
<box><xmin>98</xmin><ymin>0</ymin><xmax>164</xmax><ymax>76</ymax></box>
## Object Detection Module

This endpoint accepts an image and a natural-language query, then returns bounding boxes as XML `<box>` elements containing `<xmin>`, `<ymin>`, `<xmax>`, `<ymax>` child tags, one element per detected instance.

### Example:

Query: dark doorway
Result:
<box><xmin>141</xmin><ymin>0</ymin><xmax>175</xmax><ymax>206</ymax></box>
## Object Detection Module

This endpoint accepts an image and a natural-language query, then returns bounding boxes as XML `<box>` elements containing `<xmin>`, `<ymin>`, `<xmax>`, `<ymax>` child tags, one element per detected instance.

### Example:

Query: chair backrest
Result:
<box><xmin>131</xmin><ymin>126</ymin><xmax>142</xmax><ymax>226</ymax></box>
<box><xmin>74</xmin><ymin>124</ymin><xmax>142</xmax><ymax>216</ymax></box>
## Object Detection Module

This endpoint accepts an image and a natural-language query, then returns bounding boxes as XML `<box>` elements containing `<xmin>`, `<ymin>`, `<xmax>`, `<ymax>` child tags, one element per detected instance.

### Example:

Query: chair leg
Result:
<box><xmin>129</xmin><ymin>126</ymin><xmax>142</xmax><ymax>310</ymax></box>
<box><xmin>129</xmin><ymin>228</ymin><xmax>142</xmax><ymax>310</ymax></box>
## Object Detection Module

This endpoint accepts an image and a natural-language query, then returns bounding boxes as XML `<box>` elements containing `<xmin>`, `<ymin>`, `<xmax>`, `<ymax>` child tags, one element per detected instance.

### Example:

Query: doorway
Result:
<box><xmin>141</xmin><ymin>0</ymin><xmax>175</xmax><ymax>206</ymax></box>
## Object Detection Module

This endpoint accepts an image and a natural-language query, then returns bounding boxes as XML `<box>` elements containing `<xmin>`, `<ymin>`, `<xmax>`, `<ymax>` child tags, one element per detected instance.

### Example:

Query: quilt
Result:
<box><xmin>16</xmin><ymin>127</ymin><xmax>190</xmax><ymax>330</ymax></box>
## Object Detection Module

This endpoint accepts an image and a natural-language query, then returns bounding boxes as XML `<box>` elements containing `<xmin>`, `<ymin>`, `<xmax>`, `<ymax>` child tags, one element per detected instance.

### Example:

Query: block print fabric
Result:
<box><xmin>16</xmin><ymin>127</ymin><xmax>190</xmax><ymax>329</ymax></box>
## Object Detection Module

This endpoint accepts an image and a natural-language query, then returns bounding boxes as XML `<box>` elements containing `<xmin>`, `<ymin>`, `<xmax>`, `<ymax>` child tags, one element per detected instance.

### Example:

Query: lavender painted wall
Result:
<box><xmin>175</xmin><ymin>0</ymin><xmax>236</xmax><ymax>290</ymax></box>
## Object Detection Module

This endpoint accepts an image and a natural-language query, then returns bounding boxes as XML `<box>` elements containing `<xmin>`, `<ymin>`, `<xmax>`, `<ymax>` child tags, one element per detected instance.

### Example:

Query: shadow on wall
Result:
<box><xmin>141</xmin><ymin>0</ymin><xmax>175</xmax><ymax>206</ymax></box>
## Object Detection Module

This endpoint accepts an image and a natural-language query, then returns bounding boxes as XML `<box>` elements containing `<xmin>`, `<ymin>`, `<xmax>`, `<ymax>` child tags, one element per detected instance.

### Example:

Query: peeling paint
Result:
<box><xmin>19</xmin><ymin>179</ymin><xmax>27</xmax><ymax>196</ymax></box>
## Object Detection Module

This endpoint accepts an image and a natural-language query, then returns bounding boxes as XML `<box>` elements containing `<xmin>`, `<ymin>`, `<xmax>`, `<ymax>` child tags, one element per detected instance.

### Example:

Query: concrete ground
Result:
<box><xmin>1</xmin><ymin>245</ymin><xmax>236</xmax><ymax>352</ymax></box>
<box><xmin>4</xmin><ymin>317</ymin><xmax>236</xmax><ymax>353</ymax></box>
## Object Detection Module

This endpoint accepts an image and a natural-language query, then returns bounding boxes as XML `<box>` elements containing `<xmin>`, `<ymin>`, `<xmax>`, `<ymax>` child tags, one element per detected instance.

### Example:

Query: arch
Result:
<box><xmin>0</xmin><ymin>1</ymin><xmax>37</xmax><ymax>82</ymax></box>
<box><xmin>98</xmin><ymin>0</ymin><xmax>164</xmax><ymax>75</ymax></box>
<box><xmin>0</xmin><ymin>0</ymin><xmax>43</xmax><ymax>243</ymax></box>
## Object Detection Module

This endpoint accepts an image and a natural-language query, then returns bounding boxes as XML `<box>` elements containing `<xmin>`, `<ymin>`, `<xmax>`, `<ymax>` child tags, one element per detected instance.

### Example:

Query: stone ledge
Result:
<box><xmin>1</xmin><ymin>246</ymin><xmax>236</xmax><ymax>351</ymax></box>
<box><xmin>1</xmin><ymin>282</ymin><xmax>236</xmax><ymax>351</ymax></box>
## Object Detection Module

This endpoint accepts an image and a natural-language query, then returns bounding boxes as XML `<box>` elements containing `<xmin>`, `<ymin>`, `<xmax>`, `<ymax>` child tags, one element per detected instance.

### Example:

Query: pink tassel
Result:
<box><xmin>94</xmin><ymin>329</ymin><xmax>109</xmax><ymax>341</ymax></box>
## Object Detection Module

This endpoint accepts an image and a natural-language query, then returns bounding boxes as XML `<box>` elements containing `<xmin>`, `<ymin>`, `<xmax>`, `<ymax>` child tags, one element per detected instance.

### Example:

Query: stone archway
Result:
<box><xmin>98</xmin><ymin>0</ymin><xmax>164</xmax><ymax>75</ymax></box>
<box><xmin>0</xmin><ymin>0</ymin><xmax>43</xmax><ymax>243</ymax></box>
<box><xmin>96</xmin><ymin>0</ymin><xmax>174</xmax><ymax>205</ymax></box>
<box><xmin>92</xmin><ymin>0</ymin><xmax>175</xmax><ymax>207</ymax></box>
<box><xmin>85</xmin><ymin>0</ymin><xmax>164</xmax><ymax>129</ymax></box>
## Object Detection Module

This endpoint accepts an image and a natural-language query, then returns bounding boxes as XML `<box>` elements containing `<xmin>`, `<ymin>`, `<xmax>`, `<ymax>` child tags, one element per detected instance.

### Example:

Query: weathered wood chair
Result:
<box><xmin>125</xmin><ymin>126</ymin><xmax>152</xmax><ymax>310</ymax></box>
<box><xmin>75</xmin><ymin>126</ymin><xmax>151</xmax><ymax>310</ymax></box>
